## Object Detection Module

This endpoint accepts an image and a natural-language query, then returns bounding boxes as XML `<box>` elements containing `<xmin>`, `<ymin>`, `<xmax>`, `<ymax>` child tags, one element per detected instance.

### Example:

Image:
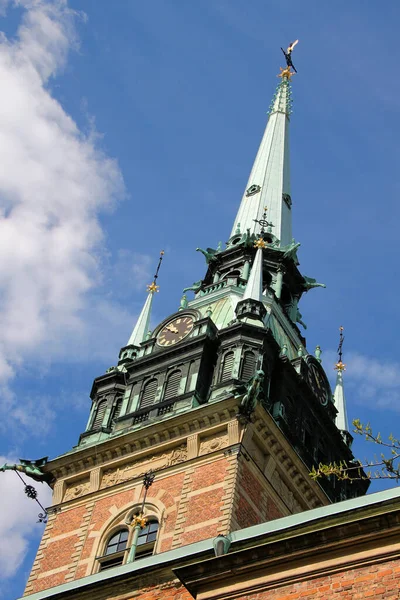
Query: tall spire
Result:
<box><xmin>334</xmin><ymin>327</ymin><xmax>349</xmax><ymax>433</ymax></box>
<box><xmin>126</xmin><ymin>251</ymin><xmax>164</xmax><ymax>347</ymax></box>
<box><xmin>230</xmin><ymin>64</ymin><xmax>295</xmax><ymax>246</ymax></box>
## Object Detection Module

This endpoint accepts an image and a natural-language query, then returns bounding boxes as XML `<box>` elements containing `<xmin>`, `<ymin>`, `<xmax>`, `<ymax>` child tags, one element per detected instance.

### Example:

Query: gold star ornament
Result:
<box><xmin>254</xmin><ymin>238</ymin><xmax>267</xmax><ymax>249</ymax></box>
<box><xmin>278</xmin><ymin>66</ymin><xmax>295</xmax><ymax>80</ymax></box>
<box><xmin>334</xmin><ymin>361</ymin><xmax>346</xmax><ymax>372</ymax></box>
<box><xmin>147</xmin><ymin>281</ymin><xmax>160</xmax><ymax>293</ymax></box>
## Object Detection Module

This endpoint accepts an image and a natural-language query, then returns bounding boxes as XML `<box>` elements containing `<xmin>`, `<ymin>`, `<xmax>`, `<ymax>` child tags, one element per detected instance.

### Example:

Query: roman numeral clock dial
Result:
<box><xmin>156</xmin><ymin>316</ymin><xmax>194</xmax><ymax>347</ymax></box>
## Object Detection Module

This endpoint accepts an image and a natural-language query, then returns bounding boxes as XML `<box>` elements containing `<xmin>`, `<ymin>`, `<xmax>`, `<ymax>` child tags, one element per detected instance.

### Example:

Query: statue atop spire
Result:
<box><xmin>281</xmin><ymin>39</ymin><xmax>299</xmax><ymax>73</ymax></box>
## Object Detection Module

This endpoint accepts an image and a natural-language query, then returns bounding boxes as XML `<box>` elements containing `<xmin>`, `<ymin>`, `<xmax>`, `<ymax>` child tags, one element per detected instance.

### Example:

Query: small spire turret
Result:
<box><xmin>242</xmin><ymin>245</ymin><xmax>264</xmax><ymax>304</ymax></box>
<box><xmin>334</xmin><ymin>326</ymin><xmax>350</xmax><ymax>437</ymax></box>
<box><xmin>235</xmin><ymin>215</ymin><xmax>268</xmax><ymax>325</ymax></box>
<box><xmin>126</xmin><ymin>251</ymin><xmax>164</xmax><ymax>347</ymax></box>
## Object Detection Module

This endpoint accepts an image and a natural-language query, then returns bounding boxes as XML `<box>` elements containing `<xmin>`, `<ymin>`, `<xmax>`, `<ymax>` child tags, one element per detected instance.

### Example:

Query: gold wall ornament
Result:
<box><xmin>254</xmin><ymin>238</ymin><xmax>267</xmax><ymax>249</ymax></box>
<box><xmin>130</xmin><ymin>515</ymin><xmax>147</xmax><ymax>529</ymax></box>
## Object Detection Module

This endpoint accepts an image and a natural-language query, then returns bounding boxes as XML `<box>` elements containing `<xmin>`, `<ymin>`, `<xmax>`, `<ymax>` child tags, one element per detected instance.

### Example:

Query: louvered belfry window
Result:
<box><xmin>164</xmin><ymin>370</ymin><xmax>181</xmax><ymax>400</ymax></box>
<box><xmin>241</xmin><ymin>351</ymin><xmax>256</xmax><ymax>381</ymax></box>
<box><xmin>140</xmin><ymin>379</ymin><xmax>157</xmax><ymax>409</ymax></box>
<box><xmin>220</xmin><ymin>351</ymin><xmax>234</xmax><ymax>382</ymax></box>
<box><xmin>92</xmin><ymin>399</ymin><xmax>107</xmax><ymax>429</ymax></box>
<box><xmin>112</xmin><ymin>397</ymin><xmax>123</xmax><ymax>423</ymax></box>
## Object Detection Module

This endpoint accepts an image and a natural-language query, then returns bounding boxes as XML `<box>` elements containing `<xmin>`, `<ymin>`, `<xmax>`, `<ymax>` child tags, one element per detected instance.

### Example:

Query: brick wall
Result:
<box><xmin>25</xmin><ymin>456</ymin><xmax>234</xmax><ymax>594</ymax></box>
<box><xmin>233</xmin><ymin>460</ymin><xmax>283</xmax><ymax>529</ymax></box>
<box><xmin>233</xmin><ymin>560</ymin><xmax>400</xmax><ymax>600</ymax></box>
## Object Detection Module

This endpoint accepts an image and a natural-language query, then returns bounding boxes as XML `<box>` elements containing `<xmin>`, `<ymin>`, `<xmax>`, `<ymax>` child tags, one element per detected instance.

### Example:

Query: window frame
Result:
<box><xmin>96</xmin><ymin>514</ymin><xmax>160</xmax><ymax>573</ymax></box>
<box><xmin>97</xmin><ymin>528</ymin><xmax>130</xmax><ymax>571</ymax></box>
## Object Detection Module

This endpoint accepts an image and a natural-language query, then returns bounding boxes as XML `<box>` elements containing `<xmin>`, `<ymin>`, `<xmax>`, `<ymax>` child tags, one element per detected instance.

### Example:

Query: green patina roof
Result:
<box><xmin>196</xmin><ymin>295</ymin><xmax>235</xmax><ymax>330</ymax></box>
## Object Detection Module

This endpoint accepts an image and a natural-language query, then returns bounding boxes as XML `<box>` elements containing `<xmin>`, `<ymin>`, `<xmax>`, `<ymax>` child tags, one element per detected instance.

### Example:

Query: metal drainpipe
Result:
<box><xmin>126</xmin><ymin>470</ymin><xmax>155</xmax><ymax>564</ymax></box>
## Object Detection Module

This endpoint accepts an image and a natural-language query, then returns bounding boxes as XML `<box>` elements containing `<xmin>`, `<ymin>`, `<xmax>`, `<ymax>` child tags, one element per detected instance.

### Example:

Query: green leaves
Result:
<box><xmin>310</xmin><ymin>419</ymin><xmax>400</xmax><ymax>482</ymax></box>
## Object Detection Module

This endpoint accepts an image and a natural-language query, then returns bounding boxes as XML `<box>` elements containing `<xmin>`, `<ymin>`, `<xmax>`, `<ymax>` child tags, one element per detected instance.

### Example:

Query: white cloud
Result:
<box><xmin>325</xmin><ymin>351</ymin><xmax>400</xmax><ymax>412</ymax></box>
<box><xmin>345</xmin><ymin>352</ymin><xmax>400</xmax><ymax>412</ymax></box>
<box><xmin>0</xmin><ymin>455</ymin><xmax>52</xmax><ymax>582</ymax></box>
<box><xmin>0</xmin><ymin>1</ymin><xmax>127</xmax><ymax>427</ymax></box>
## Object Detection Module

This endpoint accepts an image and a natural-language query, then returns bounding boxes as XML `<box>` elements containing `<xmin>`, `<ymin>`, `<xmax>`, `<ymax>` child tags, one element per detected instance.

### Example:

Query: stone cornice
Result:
<box><xmin>45</xmin><ymin>397</ymin><xmax>240</xmax><ymax>480</ymax></box>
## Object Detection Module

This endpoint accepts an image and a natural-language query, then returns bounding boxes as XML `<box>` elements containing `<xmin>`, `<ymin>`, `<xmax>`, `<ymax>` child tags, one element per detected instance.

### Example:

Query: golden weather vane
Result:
<box><xmin>146</xmin><ymin>250</ymin><xmax>164</xmax><ymax>294</ymax></box>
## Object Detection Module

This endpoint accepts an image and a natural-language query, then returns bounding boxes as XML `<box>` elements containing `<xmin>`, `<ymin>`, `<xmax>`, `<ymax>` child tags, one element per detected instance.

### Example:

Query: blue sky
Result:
<box><xmin>1</xmin><ymin>1</ymin><xmax>400</xmax><ymax>598</ymax></box>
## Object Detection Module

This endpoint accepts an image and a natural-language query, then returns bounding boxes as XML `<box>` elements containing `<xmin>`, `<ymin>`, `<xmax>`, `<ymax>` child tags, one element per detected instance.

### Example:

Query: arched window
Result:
<box><xmin>163</xmin><ymin>370</ymin><xmax>181</xmax><ymax>400</ymax></box>
<box><xmin>136</xmin><ymin>519</ymin><xmax>159</xmax><ymax>559</ymax></box>
<box><xmin>98</xmin><ymin>528</ymin><xmax>129</xmax><ymax>571</ymax></box>
<box><xmin>222</xmin><ymin>269</ymin><xmax>241</xmax><ymax>280</ymax></box>
<box><xmin>220</xmin><ymin>351</ymin><xmax>234</xmax><ymax>382</ymax></box>
<box><xmin>92</xmin><ymin>399</ymin><xmax>107</xmax><ymax>429</ymax></box>
<box><xmin>139</xmin><ymin>379</ymin><xmax>158</xmax><ymax>409</ymax></box>
<box><xmin>240</xmin><ymin>351</ymin><xmax>256</xmax><ymax>381</ymax></box>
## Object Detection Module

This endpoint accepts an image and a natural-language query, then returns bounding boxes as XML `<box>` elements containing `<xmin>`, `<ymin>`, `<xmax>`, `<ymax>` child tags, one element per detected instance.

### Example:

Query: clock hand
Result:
<box><xmin>165</xmin><ymin>324</ymin><xmax>179</xmax><ymax>334</ymax></box>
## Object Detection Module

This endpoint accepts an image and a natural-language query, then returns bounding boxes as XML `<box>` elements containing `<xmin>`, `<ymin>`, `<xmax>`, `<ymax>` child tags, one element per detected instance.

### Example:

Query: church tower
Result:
<box><xmin>21</xmin><ymin>59</ymin><xmax>368</xmax><ymax>596</ymax></box>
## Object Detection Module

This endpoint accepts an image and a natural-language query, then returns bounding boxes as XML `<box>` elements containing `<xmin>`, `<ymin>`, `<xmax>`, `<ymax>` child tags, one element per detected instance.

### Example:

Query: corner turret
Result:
<box><xmin>334</xmin><ymin>327</ymin><xmax>352</xmax><ymax>446</ymax></box>
<box><xmin>118</xmin><ymin>251</ymin><xmax>164</xmax><ymax>365</ymax></box>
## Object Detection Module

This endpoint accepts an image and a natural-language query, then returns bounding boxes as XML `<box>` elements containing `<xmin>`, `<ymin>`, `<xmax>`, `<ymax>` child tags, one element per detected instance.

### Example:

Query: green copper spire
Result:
<box><xmin>334</xmin><ymin>327</ymin><xmax>349</xmax><ymax>432</ymax></box>
<box><xmin>126</xmin><ymin>251</ymin><xmax>164</xmax><ymax>347</ymax></box>
<box><xmin>230</xmin><ymin>66</ymin><xmax>294</xmax><ymax>246</ymax></box>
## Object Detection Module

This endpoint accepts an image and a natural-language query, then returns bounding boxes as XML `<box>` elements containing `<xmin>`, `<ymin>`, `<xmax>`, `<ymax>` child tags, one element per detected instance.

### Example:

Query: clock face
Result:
<box><xmin>306</xmin><ymin>360</ymin><xmax>330</xmax><ymax>406</ymax></box>
<box><xmin>157</xmin><ymin>316</ymin><xmax>194</xmax><ymax>347</ymax></box>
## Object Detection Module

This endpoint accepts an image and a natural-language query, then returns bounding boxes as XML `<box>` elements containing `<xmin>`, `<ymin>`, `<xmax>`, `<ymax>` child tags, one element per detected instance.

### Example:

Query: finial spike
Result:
<box><xmin>146</xmin><ymin>250</ymin><xmax>165</xmax><ymax>294</ymax></box>
<box><xmin>335</xmin><ymin>326</ymin><xmax>346</xmax><ymax>371</ymax></box>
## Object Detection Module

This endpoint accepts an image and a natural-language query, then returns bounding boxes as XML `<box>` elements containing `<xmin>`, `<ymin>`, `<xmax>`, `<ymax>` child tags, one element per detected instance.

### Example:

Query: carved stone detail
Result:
<box><xmin>271</xmin><ymin>470</ymin><xmax>302</xmax><ymax>513</ymax></box>
<box><xmin>187</xmin><ymin>434</ymin><xmax>199</xmax><ymax>459</ymax></box>
<box><xmin>52</xmin><ymin>480</ymin><xmax>65</xmax><ymax>505</ymax></box>
<box><xmin>168</xmin><ymin>444</ymin><xmax>188</xmax><ymax>466</ymax></box>
<box><xmin>90</xmin><ymin>467</ymin><xmax>101</xmax><ymax>492</ymax></box>
<box><xmin>199</xmin><ymin>432</ymin><xmax>228</xmax><ymax>456</ymax></box>
<box><xmin>228</xmin><ymin>421</ymin><xmax>240</xmax><ymax>445</ymax></box>
<box><xmin>100</xmin><ymin>445</ymin><xmax>188</xmax><ymax>489</ymax></box>
<box><xmin>64</xmin><ymin>479</ymin><xmax>90</xmax><ymax>501</ymax></box>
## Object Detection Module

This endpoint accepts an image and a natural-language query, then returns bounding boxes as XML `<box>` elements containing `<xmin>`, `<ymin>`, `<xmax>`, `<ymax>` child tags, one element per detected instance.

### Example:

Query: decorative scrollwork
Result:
<box><xmin>25</xmin><ymin>485</ymin><xmax>38</xmax><ymax>500</ymax></box>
